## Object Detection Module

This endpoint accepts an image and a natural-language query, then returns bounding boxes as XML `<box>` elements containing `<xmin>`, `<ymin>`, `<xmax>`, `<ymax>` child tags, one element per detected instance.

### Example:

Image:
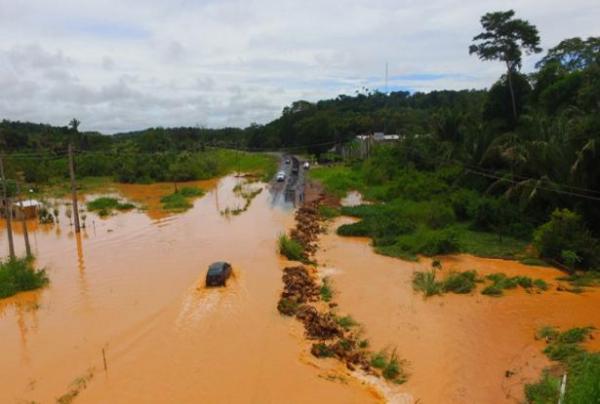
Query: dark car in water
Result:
<box><xmin>206</xmin><ymin>262</ymin><xmax>232</xmax><ymax>287</ymax></box>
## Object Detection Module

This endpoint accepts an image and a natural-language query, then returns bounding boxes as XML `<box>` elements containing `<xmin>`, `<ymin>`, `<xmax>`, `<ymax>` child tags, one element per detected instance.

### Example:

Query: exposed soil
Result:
<box><xmin>277</xmin><ymin>187</ymin><xmax>401</xmax><ymax>385</ymax></box>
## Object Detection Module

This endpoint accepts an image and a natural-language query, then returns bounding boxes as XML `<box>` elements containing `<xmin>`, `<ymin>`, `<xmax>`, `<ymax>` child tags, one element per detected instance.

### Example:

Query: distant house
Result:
<box><xmin>1</xmin><ymin>199</ymin><xmax>40</xmax><ymax>219</ymax></box>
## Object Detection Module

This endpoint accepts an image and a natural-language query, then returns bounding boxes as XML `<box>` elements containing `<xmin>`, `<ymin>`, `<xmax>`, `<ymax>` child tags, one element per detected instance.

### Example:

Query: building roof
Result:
<box><xmin>18</xmin><ymin>199</ymin><xmax>40</xmax><ymax>208</ymax></box>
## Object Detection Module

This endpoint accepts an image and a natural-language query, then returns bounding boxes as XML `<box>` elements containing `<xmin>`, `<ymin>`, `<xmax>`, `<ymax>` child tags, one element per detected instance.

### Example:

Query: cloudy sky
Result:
<box><xmin>1</xmin><ymin>0</ymin><xmax>598</xmax><ymax>133</ymax></box>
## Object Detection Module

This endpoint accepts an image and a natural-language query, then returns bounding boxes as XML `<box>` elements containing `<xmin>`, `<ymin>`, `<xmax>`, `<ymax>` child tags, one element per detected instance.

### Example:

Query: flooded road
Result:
<box><xmin>317</xmin><ymin>216</ymin><xmax>600</xmax><ymax>403</ymax></box>
<box><xmin>0</xmin><ymin>176</ymin><xmax>376</xmax><ymax>403</ymax></box>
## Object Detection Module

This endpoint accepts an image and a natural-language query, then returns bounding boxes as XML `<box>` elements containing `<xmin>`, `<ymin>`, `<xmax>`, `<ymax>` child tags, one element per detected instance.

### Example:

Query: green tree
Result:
<box><xmin>469</xmin><ymin>10</ymin><xmax>542</xmax><ymax>121</ymax></box>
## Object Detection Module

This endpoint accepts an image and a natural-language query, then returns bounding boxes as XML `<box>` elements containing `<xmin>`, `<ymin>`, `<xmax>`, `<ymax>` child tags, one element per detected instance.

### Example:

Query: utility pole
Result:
<box><xmin>16</xmin><ymin>181</ymin><xmax>31</xmax><ymax>257</ymax></box>
<box><xmin>0</xmin><ymin>153</ymin><xmax>15</xmax><ymax>259</ymax></box>
<box><xmin>68</xmin><ymin>144</ymin><xmax>81</xmax><ymax>233</ymax></box>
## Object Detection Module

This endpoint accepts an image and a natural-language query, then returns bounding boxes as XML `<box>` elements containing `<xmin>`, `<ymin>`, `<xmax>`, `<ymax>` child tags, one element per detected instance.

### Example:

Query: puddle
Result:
<box><xmin>0</xmin><ymin>176</ymin><xmax>377</xmax><ymax>404</ymax></box>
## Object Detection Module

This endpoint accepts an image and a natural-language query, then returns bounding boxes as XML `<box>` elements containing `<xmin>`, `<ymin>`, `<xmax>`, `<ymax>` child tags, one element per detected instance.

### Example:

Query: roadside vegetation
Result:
<box><xmin>160</xmin><ymin>186</ymin><xmax>204</xmax><ymax>212</ymax></box>
<box><xmin>86</xmin><ymin>197</ymin><xmax>135</xmax><ymax>217</ymax></box>
<box><xmin>278</xmin><ymin>234</ymin><xmax>306</xmax><ymax>262</ymax></box>
<box><xmin>526</xmin><ymin>326</ymin><xmax>599</xmax><ymax>403</ymax></box>
<box><xmin>0</xmin><ymin>257</ymin><xmax>49</xmax><ymax>299</ymax></box>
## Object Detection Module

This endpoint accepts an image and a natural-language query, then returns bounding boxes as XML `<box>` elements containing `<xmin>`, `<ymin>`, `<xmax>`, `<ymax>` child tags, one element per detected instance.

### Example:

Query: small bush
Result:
<box><xmin>336</xmin><ymin>315</ymin><xmax>358</xmax><ymax>330</ymax></box>
<box><xmin>533</xmin><ymin>279</ymin><xmax>548</xmax><ymax>290</ymax></box>
<box><xmin>87</xmin><ymin>197</ymin><xmax>135</xmax><ymax>216</ymax></box>
<box><xmin>481</xmin><ymin>284</ymin><xmax>503</xmax><ymax>296</ymax></box>
<box><xmin>160</xmin><ymin>187</ymin><xmax>205</xmax><ymax>212</ymax></box>
<box><xmin>311</xmin><ymin>343</ymin><xmax>335</xmax><ymax>358</ymax></box>
<box><xmin>534</xmin><ymin>209</ymin><xmax>600</xmax><ymax>270</ymax></box>
<box><xmin>441</xmin><ymin>271</ymin><xmax>477</xmax><ymax>294</ymax></box>
<box><xmin>412</xmin><ymin>270</ymin><xmax>441</xmax><ymax>297</ymax></box>
<box><xmin>320</xmin><ymin>278</ymin><xmax>333</xmax><ymax>302</ymax></box>
<box><xmin>278</xmin><ymin>234</ymin><xmax>305</xmax><ymax>262</ymax></box>
<box><xmin>370</xmin><ymin>352</ymin><xmax>388</xmax><ymax>369</ymax></box>
<box><xmin>0</xmin><ymin>257</ymin><xmax>49</xmax><ymax>299</ymax></box>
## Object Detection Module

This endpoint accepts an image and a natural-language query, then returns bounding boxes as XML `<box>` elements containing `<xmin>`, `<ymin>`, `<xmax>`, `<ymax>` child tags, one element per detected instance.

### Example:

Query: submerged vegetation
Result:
<box><xmin>86</xmin><ymin>197</ymin><xmax>135</xmax><ymax>217</ymax></box>
<box><xmin>160</xmin><ymin>186</ymin><xmax>204</xmax><ymax>212</ymax></box>
<box><xmin>0</xmin><ymin>257</ymin><xmax>49</xmax><ymax>299</ymax></box>
<box><xmin>412</xmin><ymin>263</ymin><xmax>547</xmax><ymax>298</ymax></box>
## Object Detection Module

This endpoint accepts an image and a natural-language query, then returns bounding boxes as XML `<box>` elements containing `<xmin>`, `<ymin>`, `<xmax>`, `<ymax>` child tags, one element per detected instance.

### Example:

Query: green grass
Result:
<box><xmin>370</xmin><ymin>351</ymin><xmax>388</xmax><ymax>369</ymax></box>
<box><xmin>214</xmin><ymin>150</ymin><xmax>277</xmax><ymax>181</ymax></box>
<box><xmin>318</xmin><ymin>205</ymin><xmax>341</xmax><ymax>219</ymax></box>
<box><xmin>86</xmin><ymin>197</ymin><xmax>135</xmax><ymax>216</ymax></box>
<box><xmin>336</xmin><ymin>315</ymin><xmax>358</xmax><ymax>330</ymax></box>
<box><xmin>160</xmin><ymin>187</ymin><xmax>205</xmax><ymax>212</ymax></box>
<box><xmin>557</xmin><ymin>271</ymin><xmax>600</xmax><ymax>288</ymax></box>
<box><xmin>412</xmin><ymin>270</ymin><xmax>442</xmax><ymax>297</ymax></box>
<box><xmin>525</xmin><ymin>371</ymin><xmax>560</xmax><ymax>404</ymax></box>
<box><xmin>527</xmin><ymin>327</ymin><xmax>599</xmax><ymax>403</ymax></box>
<box><xmin>0</xmin><ymin>257</ymin><xmax>49</xmax><ymax>299</ymax></box>
<box><xmin>481</xmin><ymin>273</ymin><xmax>548</xmax><ymax>297</ymax></box>
<box><xmin>441</xmin><ymin>270</ymin><xmax>478</xmax><ymax>294</ymax></box>
<box><xmin>278</xmin><ymin>234</ymin><xmax>305</xmax><ymax>262</ymax></box>
<box><xmin>320</xmin><ymin>278</ymin><xmax>333</xmax><ymax>302</ymax></box>
<box><xmin>309</xmin><ymin>165</ymin><xmax>363</xmax><ymax>198</ymax></box>
<box><xmin>369</xmin><ymin>350</ymin><xmax>406</xmax><ymax>384</ymax></box>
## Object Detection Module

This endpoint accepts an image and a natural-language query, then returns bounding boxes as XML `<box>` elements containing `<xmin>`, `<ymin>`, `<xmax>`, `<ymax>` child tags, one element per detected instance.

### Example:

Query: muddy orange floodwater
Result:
<box><xmin>1</xmin><ymin>180</ymin><xmax>599</xmax><ymax>404</ymax></box>
<box><xmin>317</xmin><ymin>216</ymin><xmax>600</xmax><ymax>404</ymax></box>
<box><xmin>0</xmin><ymin>176</ymin><xmax>376</xmax><ymax>404</ymax></box>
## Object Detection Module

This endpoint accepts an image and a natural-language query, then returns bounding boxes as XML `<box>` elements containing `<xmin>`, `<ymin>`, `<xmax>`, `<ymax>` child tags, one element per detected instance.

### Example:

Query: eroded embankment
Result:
<box><xmin>277</xmin><ymin>197</ymin><xmax>408</xmax><ymax>400</ymax></box>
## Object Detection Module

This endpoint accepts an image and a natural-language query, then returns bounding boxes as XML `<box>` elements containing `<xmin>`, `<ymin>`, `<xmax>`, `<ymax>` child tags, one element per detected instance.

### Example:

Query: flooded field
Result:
<box><xmin>0</xmin><ymin>176</ymin><xmax>376</xmax><ymax>404</ymax></box>
<box><xmin>2</xmin><ymin>179</ymin><xmax>599</xmax><ymax>404</ymax></box>
<box><xmin>317</xmin><ymin>216</ymin><xmax>600</xmax><ymax>403</ymax></box>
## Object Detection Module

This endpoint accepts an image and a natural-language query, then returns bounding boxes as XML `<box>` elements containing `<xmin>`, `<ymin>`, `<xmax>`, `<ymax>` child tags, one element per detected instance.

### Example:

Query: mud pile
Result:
<box><xmin>290</xmin><ymin>201</ymin><xmax>325</xmax><ymax>258</ymax></box>
<box><xmin>277</xmin><ymin>266</ymin><xmax>320</xmax><ymax>315</ymax></box>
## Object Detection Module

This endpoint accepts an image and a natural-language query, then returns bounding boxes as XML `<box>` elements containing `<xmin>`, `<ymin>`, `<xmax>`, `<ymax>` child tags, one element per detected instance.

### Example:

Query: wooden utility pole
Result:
<box><xmin>16</xmin><ymin>181</ymin><xmax>31</xmax><ymax>257</ymax></box>
<box><xmin>0</xmin><ymin>154</ymin><xmax>15</xmax><ymax>259</ymax></box>
<box><xmin>68</xmin><ymin>144</ymin><xmax>81</xmax><ymax>233</ymax></box>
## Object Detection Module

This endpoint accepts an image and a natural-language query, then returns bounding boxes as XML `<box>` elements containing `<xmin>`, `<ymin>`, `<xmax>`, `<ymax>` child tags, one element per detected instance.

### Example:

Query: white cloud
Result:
<box><xmin>0</xmin><ymin>0</ymin><xmax>598</xmax><ymax>132</ymax></box>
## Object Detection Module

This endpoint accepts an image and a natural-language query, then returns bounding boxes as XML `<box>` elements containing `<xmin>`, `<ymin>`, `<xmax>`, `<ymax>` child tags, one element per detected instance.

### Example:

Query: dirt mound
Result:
<box><xmin>277</xmin><ymin>266</ymin><xmax>320</xmax><ymax>316</ymax></box>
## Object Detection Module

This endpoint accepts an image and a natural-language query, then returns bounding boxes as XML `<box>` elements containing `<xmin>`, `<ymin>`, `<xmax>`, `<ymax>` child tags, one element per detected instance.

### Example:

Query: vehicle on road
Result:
<box><xmin>206</xmin><ymin>262</ymin><xmax>232</xmax><ymax>287</ymax></box>
<box><xmin>285</xmin><ymin>159</ymin><xmax>291</xmax><ymax>164</ymax></box>
<box><xmin>303</xmin><ymin>161</ymin><xmax>310</xmax><ymax>170</ymax></box>
<box><xmin>276</xmin><ymin>171</ymin><xmax>286</xmax><ymax>182</ymax></box>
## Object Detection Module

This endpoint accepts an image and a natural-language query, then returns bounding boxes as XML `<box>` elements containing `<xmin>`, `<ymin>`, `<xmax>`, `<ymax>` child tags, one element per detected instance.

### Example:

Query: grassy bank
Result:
<box><xmin>0</xmin><ymin>257</ymin><xmax>49</xmax><ymax>299</ymax></box>
<box><xmin>526</xmin><ymin>326</ymin><xmax>599</xmax><ymax>403</ymax></box>
<box><xmin>310</xmin><ymin>159</ymin><xmax>599</xmax><ymax>268</ymax></box>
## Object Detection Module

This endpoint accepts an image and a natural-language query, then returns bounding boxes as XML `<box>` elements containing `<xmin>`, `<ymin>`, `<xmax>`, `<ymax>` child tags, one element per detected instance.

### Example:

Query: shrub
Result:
<box><xmin>160</xmin><ymin>187</ymin><xmax>204</xmax><ymax>212</ymax></box>
<box><xmin>278</xmin><ymin>234</ymin><xmax>305</xmax><ymax>262</ymax></box>
<box><xmin>320</xmin><ymin>278</ymin><xmax>333</xmax><ymax>302</ymax></box>
<box><xmin>412</xmin><ymin>270</ymin><xmax>441</xmax><ymax>296</ymax></box>
<box><xmin>0</xmin><ymin>257</ymin><xmax>49</xmax><ymax>299</ymax></box>
<box><xmin>370</xmin><ymin>351</ymin><xmax>387</xmax><ymax>369</ymax></box>
<box><xmin>534</xmin><ymin>209</ymin><xmax>599</xmax><ymax>270</ymax></box>
<box><xmin>337</xmin><ymin>220</ymin><xmax>371</xmax><ymax>237</ymax></box>
<box><xmin>311</xmin><ymin>343</ymin><xmax>334</xmax><ymax>358</ymax></box>
<box><xmin>442</xmin><ymin>271</ymin><xmax>477</xmax><ymax>294</ymax></box>
<box><xmin>336</xmin><ymin>315</ymin><xmax>358</xmax><ymax>330</ymax></box>
<box><xmin>525</xmin><ymin>371</ymin><xmax>560</xmax><ymax>404</ymax></box>
<box><xmin>87</xmin><ymin>197</ymin><xmax>135</xmax><ymax>216</ymax></box>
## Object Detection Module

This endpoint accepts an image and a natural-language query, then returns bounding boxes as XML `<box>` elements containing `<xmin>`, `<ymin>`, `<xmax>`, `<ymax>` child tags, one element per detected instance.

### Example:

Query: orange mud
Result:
<box><xmin>317</xmin><ymin>216</ymin><xmax>600</xmax><ymax>403</ymax></box>
<box><xmin>0</xmin><ymin>176</ymin><xmax>378</xmax><ymax>404</ymax></box>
